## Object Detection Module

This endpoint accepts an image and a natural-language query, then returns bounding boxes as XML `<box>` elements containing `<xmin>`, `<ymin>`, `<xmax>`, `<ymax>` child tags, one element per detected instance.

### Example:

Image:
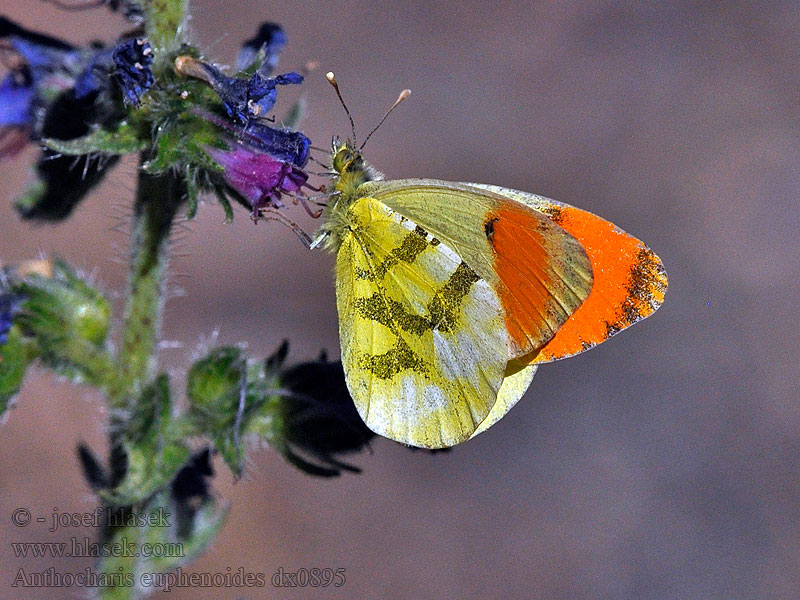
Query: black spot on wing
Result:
<box><xmin>484</xmin><ymin>216</ymin><xmax>499</xmax><ymax>241</ymax></box>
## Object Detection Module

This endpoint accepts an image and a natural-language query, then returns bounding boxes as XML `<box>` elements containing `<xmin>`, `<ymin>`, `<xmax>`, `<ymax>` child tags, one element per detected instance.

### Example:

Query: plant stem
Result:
<box><xmin>144</xmin><ymin>0</ymin><xmax>189</xmax><ymax>52</ymax></box>
<box><xmin>116</xmin><ymin>161</ymin><xmax>184</xmax><ymax>409</ymax></box>
<box><xmin>98</xmin><ymin>165</ymin><xmax>184</xmax><ymax>600</ymax></box>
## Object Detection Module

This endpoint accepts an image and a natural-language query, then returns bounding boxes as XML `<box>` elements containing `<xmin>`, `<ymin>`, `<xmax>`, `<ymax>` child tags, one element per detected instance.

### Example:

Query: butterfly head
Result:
<box><xmin>330</xmin><ymin>139</ymin><xmax>376</xmax><ymax>194</ymax></box>
<box><xmin>331</xmin><ymin>140</ymin><xmax>365</xmax><ymax>177</ymax></box>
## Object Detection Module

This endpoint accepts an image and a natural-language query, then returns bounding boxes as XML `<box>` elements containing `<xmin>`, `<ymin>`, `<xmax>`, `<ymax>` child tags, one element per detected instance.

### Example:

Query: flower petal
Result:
<box><xmin>236</xmin><ymin>22</ymin><xmax>287</xmax><ymax>74</ymax></box>
<box><xmin>0</xmin><ymin>72</ymin><xmax>35</xmax><ymax>127</ymax></box>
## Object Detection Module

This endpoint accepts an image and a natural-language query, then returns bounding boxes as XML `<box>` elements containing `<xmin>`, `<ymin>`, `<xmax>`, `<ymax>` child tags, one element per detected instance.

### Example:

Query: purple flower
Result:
<box><xmin>195</xmin><ymin>107</ymin><xmax>311</xmax><ymax>216</ymax></box>
<box><xmin>173</xmin><ymin>21</ymin><xmax>314</xmax><ymax>222</ymax></box>
<box><xmin>205</xmin><ymin>140</ymin><xmax>308</xmax><ymax>215</ymax></box>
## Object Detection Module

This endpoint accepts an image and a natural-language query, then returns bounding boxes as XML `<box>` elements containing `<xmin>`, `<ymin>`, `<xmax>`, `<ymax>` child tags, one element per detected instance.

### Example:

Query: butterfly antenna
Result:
<box><xmin>44</xmin><ymin>0</ymin><xmax>107</xmax><ymax>10</ymax></box>
<box><xmin>325</xmin><ymin>71</ymin><xmax>357</xmax><ymax>144</ymax></box>
<box><xmin>360</xmin><ymin>88</ymin><xmax>411</xmax><ymax>150</ymax></box>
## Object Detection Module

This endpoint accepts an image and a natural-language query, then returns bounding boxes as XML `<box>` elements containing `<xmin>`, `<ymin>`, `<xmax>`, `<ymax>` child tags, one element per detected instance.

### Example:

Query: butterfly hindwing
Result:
<box><xmin>335</xmin><ymin>196</ymin><xmax>510</xmax><ymax>448</ymax></box>
<box><xmin>469</xmin><ymin>359</ymin><xmax>538</xmax><ymax>439</ymax></box>
<box><xmin>364</xmin><ymin>179</ymin><xmax>594</xmax><ymax>359</ymax></box>
<box><xmin>468</xmin><ymin>183</ymin><xmax>668</xmax><ymax>363</ymax></box>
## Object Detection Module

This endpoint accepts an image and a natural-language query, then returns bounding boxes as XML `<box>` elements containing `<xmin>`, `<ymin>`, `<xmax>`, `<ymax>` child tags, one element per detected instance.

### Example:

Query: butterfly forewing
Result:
<box><xmin>335</xmin><ymin>196</ymin><xmax>510</xmax><ymax>448</ymax></box>
<box><xmin>468</xmin><ymin>184</ymin><xmax>668</xmax><ymax>363</ymax></box>
<box><xmin>364</xmin><ymin>180</ymin><xmax>594</xmax><ymax>359</ymax></box>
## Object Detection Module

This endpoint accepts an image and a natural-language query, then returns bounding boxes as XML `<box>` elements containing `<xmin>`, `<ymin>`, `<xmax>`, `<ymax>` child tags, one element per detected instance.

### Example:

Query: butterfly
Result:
<box><xmin>312</xmin><ymin>74</ymin><xmax>668</xmax><ymax>449</ymax></box>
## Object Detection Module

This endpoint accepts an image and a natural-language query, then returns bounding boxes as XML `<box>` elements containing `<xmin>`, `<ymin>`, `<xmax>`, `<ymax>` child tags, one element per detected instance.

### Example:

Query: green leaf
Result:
<box><xmin>213</xmin><ymin>186</ymin><xmax>234</xmax><ymax>223</ymax></box>
<box><xmin>96</xmin><ymin>489</ymin><xmax>228</xmax><ymax>598</ymax></box>
<box><xmin>184</xmin><ymin>176</ymin><xmax>200</xmax><ymax>220</ymax></box>
<box><xmin>141</xmin><ymin>491</ymin><xmax>228</xmax><ymax>574</ymax></box>
<box><xmin>95</xmin><ymin>518</ymin><xmax>139</xmax><ymax>600</ymax></box>
<box><xmin>213</xmin><ymin>433</ymin><xmax>246</xmax><ymax>478</ymax></box>
<box><xmin>142</xmin><ymin>105</ymin><xmax>224</xmax><ymax>176</ymax></box>
<box><xmin>42</xmin><ymin>122</ymin><xmax>146</xmax><ymax>156</ymax></box>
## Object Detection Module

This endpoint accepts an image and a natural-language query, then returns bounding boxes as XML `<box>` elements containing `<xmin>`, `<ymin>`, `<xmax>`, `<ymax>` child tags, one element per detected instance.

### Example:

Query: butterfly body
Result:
<box><xmin>317</xmin><ymin>140</ymin><xmax>667</xmax><ymax>448</ymax></box>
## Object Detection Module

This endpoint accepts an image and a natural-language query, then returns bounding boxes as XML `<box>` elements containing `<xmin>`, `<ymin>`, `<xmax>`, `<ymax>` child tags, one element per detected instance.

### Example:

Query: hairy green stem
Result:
<box><xmin>99</xmin><ymin>164</ymin><xmax>184</xmax><ymax>600</ymax></box>
<box><xmin>144</xmin><ymin>0</ymin><xmax>189</xmax><ymax>52</ymax></box>
<box><xmin>116</xmin><ymin>162</ymin><xmax>184</xmax><ymax>407</ymax></box>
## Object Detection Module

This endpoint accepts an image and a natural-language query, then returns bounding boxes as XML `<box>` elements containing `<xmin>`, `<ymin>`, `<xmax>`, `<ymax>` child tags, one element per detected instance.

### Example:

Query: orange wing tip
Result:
<box><xmin>527</xmin><ymin>203</ymin><xmax>668</xmax><ymax>364</ymax></box>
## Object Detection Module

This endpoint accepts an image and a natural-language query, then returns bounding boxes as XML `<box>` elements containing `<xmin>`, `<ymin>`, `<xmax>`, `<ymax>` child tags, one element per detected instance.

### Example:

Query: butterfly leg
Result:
<box><xmin>258</xmin><ymin>207</ymin><xmax>314</xmax><ymax>247</ymax></box>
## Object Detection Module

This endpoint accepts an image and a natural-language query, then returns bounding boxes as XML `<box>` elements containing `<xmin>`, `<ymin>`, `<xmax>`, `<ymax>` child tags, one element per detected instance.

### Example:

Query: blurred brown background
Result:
<box><xmin>1</xmin><ymin>1</ymin><xmax>799</xmax><ymax>598</ymax></box>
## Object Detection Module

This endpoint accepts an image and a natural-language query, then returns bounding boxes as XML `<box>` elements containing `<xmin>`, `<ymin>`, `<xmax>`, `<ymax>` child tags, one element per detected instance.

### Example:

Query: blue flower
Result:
<box><xmin>203</xmin><ymin>63</ymin><xmax>302</xmax><ymax>124</ymax></box>
<box><xmin>1</xmin><ymin>18</ymin><xmax>82</xmax><ymax>95</ymax></box>
<box><xmin>0</xmin><ymin>17</ymin><xmax>80</xmax><ymax>158</ymax></box>
<box><xmin>1</xmin><ymin>17</ymin><xmax>153</xmax><ymax>138</ymax></box>
<box><xmin>0</xmin><ymin>70</ymin><xmax>35</xmax><ymax>128</ymax></box>
<box><xmin>72</xmin><ymin>47</ymin><xmax>114</xmax><ymax>101</ymax></box>
<box><xmin>0</xmin><ymin>294</ymin><xmax>22</xmax><ymax>346</ymax></box>
<box><xmin>240</xmin><ymin>120</ymin><xmax>310</xmax><ymax>166</ymax></box>
<box><xmin>176</xmin><ymin>51</ymin><xmax>302</xmax><ymax>124</ymax></box>
<box><xmin>236</xmin><ymin>22</ymin><xmax>287</xmax><ymax>74</ymax></box>
<box><xmin>111</xmin><ymin>38</ymin><xmax>154</xmax><ymax>105</ymax></box>
<box><xmin>72</xmin><ymin>38</ymin><xmax>154</xmax><ymax>105</ymax></box>
<box><xmin>0</xmin><ymin>17</ymin><xmax>150</xmax><ymax>217</ymax></box>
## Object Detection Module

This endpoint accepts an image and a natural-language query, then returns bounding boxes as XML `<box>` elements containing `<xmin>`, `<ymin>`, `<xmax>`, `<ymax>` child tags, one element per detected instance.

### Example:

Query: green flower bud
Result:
<box><xmin>102</xmin><ymin>374</ymin><xmax>192</xmax><ymax>506</ymax></box>
<box><xmin>187</xmin><ymin>346</ymin><xmax>258</xmax><ymax>476</ymax></box>
<box><xmin>186</xmin><ymin>346</ymin><xmax>247</xmax><ymax>428</ymax></box>
<box><xmin>14</xmin><ymin>259</ymin><xmax>111</xmax><ymax>351</ymax></box>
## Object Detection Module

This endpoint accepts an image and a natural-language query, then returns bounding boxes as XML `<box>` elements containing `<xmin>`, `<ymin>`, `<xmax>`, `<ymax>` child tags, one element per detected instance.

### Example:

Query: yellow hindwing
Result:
<box><xmin>335</xmin><ymin>196</ymin><xmax>510</xmax><ymax>448</ymax></box>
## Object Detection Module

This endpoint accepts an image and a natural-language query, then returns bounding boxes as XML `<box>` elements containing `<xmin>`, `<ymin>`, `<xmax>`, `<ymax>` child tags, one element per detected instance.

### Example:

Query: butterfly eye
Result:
<box><xmin>332</xmin><ymin>147</ymin><xmax>360</xmax><ymax>174</ymax></box>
